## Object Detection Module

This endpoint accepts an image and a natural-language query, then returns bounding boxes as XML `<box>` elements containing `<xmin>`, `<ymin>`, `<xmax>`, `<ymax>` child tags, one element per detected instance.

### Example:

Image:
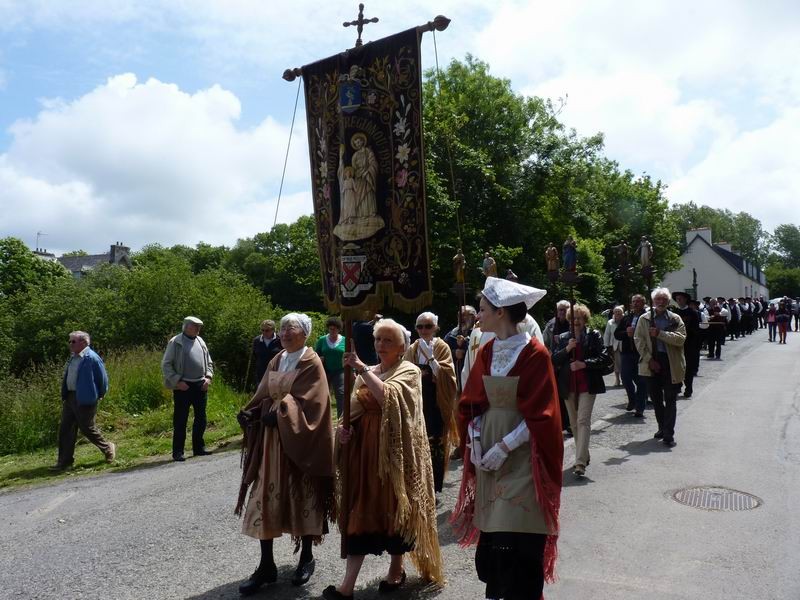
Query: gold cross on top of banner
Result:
<box><xmin>343</xmin><ymin>3</ymin><xmax>379</xmax><ymax>48</ymax></box>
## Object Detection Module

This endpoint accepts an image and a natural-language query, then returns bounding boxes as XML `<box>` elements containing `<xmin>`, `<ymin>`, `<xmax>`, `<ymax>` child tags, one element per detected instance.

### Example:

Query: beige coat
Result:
<box><xmin>634</xmin><ymin>310</ymin><xmax>686</xmax><ymax>384</ymax></box>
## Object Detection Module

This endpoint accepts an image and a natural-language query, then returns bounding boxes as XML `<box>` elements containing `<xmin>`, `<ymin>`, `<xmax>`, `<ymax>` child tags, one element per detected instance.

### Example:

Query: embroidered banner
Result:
<box><xmin>302</xmin><ymin>27</ymin><xmax>432</xmax><ymax>316</ymax></box>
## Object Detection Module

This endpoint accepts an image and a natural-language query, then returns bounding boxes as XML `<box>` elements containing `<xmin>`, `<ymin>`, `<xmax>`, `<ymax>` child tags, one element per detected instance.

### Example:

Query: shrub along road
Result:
<box><xmin>0</xmin><ymin>332</ymin><xmax>797</xmax><ymax>599</ymax></box>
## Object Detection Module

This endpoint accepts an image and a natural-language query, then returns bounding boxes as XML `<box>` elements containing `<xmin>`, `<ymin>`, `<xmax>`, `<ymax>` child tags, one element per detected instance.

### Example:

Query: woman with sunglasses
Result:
<box><xmin>404</xmin><ymin>312</ymin><xmax>458</xmax><ymax>497</ymax></box>
<box><xmin>451</xmin><ymin>277</ymin><xmax>562</xmax><ymax>600</ymax></box>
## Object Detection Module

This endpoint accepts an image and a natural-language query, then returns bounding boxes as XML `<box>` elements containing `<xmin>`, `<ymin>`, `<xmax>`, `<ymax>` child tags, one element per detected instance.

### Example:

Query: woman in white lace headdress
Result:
<box><xmin>451</xmin><ymin>277</ymin><xmax>563</xmax><ymax>600</ymax></box>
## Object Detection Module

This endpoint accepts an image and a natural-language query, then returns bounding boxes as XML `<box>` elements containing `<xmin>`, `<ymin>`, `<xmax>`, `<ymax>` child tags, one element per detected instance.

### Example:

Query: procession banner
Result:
<box><xmin>302</xmin><ymin>27</ymin><xmax>432</xmax><ymax>315</ymax></box>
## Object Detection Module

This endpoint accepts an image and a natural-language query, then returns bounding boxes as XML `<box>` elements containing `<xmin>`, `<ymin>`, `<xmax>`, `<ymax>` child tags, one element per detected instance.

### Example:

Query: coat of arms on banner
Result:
<box><xmin>340</xmin><ymin>254</ymin><xmax>371</xmax><ymax>298</ymax></box>
<box><xmin>302</xmin><ymin>27</ymin><xmax>433</xmax><ymax>315</ymax></box>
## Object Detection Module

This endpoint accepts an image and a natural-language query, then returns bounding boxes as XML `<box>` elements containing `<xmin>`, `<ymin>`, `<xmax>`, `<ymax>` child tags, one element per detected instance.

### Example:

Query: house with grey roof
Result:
<box><xmin>56</xmin><ymin>243</ymin><xmax>132</xmax><ymax>278</ymax></box>
<box><xmin>661</xmin><ymin>228</ymin><xmax>768</xmax><ymax>300</ymax></box>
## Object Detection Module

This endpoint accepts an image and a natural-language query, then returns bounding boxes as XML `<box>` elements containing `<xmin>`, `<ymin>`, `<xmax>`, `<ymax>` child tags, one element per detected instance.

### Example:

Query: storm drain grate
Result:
<box><xmin>671</xmin><ymin>486</ymin><xmax>762</xmax><ymax>511</ymax></box>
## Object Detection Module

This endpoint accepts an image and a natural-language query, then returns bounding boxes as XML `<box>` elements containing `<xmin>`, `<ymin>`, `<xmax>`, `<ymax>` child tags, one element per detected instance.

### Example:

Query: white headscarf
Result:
<box><xmin>281</xmin><ymin>312</ymin><xmax>312</xmax><ymax>337</ymax></box>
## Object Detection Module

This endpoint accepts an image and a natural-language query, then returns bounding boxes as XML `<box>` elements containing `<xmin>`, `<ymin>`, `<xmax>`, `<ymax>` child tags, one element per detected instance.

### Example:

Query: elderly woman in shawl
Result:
<box><xmin>404</xmin><ymin>311</ymin><xmax>458</xmax><ymax>496</ymax></box>
<box><xmin>235</xmin><ymin>313</ymin><xmax>335</xmax><ymax>596</ymax></box>
<box><xmin>451</xmin><ymin>277</ymin><xmax>563</xmax><ymax>600</ymax></box>
<box><xmin>323</xmin><ymin>318</ymin><xmax>443</xmax><ymax>600</ymax></box>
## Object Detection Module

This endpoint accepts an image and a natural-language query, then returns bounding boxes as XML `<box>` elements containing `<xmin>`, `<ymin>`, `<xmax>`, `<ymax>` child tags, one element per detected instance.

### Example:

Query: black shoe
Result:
<box><xmin>193</xmin><ymin>448</ymin><xmax>213</xmax><ymax>456</ymax></box>
<box><xmin>173</xmin><ymin>455</ymin><xmax>186</xmax><ymax>462</ymax></box>
<box><xmin>291</xmin><ymin>557</ymin><xmax>315</xmax><ymax>586</ymax></box>
<box><xmin>634</xmin><ymin>411</ymin><xmax>644</xmax><ymax>418</ymax></box>
<box><xmin>239</xmin><ymin>565</ymin><xmax>277</xmax><ymax>596</ymax></box>
<box><xmin>378</xmin><ymin>570</ymin><xmax>407</xmax><ymax>593</ymax></box>
<box><xmin>625</xmin><ymin>401</ymin><xmax>635</xmax><ymax>411</ymax></box>
<box><xmin>684</xmin><ymin>391</ymin><xmax>692</xmax><ymax>398</ymax></box>
<box><xmin>323</xmin><ymin>585</ymin><xmax>354</xmax><ymax>600</ymax></box>
<box><xmin>653</xmin><ymin>430</ymin><xmax>663</xmax><ymax>439</ymax></box>
<box><xmin>663</xmin><ymin>438</ymin><xmax>676</xmax><ymax>448</ymax></box>
<box><xmin>49</xmin><ymin>462</ymin><xmax>72</xmax><ymax>472</ymax></box>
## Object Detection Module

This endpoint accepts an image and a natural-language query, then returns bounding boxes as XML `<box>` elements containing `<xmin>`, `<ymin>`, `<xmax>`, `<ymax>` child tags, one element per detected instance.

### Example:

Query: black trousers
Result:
<box><xmin>172</xmin><ymin>380</ymin><xmax>207</xmax><ymax>457</ymax></box>
<box><xmin>419</xmin><ymin>364</ymin><xmax>445</xmax><ymax>492</ymax></box>
<box><xmin>683</xmin><ymin>339</ymin><xmax>700</xmax><ymax>393</ymax></box>
<box><xmin>707</xmin><ymin>330</ymin><xmax>723</xmax><ymax>359</ymax></box>
<box><xmin>476</xmin><ymin>531</ymin><xmax>546</xmax><ymax>600</ymax></box>
<box><xmin>647</xmin><ymin>352</ymin><xmax>679</xmax><ymax>441</ymax></box>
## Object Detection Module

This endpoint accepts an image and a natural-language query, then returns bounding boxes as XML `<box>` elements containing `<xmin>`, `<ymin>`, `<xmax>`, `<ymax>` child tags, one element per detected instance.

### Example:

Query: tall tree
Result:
<box><xmin>0</xmin><ymin>237</ymin><xmax>70</xmax><ymax>298</ymax></box>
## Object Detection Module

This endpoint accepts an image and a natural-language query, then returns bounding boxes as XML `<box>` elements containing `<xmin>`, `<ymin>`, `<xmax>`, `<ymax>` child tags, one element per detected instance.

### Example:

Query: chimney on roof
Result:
<box><xmin>686</xmin><ymin>227</ymin><xmax>711</xmax><ymax>246</ymax></box>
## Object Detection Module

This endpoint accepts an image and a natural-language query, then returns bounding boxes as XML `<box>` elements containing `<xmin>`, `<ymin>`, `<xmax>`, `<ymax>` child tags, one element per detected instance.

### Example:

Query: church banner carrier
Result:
<box><xmin>301</xmin><ymin>27</ymin><xmax>433</xmax><ymax>315</ymax></box>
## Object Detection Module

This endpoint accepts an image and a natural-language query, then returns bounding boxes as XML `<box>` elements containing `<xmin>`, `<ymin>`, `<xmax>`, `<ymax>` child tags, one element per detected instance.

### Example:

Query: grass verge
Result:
<box><xmin>0</xmin><ymin>347</ymin><xmax>248</xmax><ymax>491</ymax></box>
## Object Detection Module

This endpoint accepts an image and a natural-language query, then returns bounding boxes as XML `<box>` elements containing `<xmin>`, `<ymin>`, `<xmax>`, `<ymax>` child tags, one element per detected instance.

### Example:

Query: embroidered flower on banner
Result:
<box><xmin>393</xmin><ymin>116</ymin><xmax>407</xmax><ymax>137</ymax></box>
<box><xmin>395</xmin><ymin>168</ymin><xmax>408</xmax><ymax>188</ymax></box>
<box><xmin>396</xmin><ymin>144</ymin><xmax>410</xmax><ymax>166</ymax></box>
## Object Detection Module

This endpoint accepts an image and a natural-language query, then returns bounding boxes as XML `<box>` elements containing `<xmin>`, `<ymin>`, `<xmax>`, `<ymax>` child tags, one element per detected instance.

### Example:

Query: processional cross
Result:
<box><xmin>343</xmin><ymin>3</ymin><xmax>379</xmax><ymax>47</ymax></box>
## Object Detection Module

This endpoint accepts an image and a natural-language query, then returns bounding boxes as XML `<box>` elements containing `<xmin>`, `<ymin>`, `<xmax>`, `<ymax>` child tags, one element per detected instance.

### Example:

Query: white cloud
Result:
<box><xmin>668</xmin><ymin>107</ymin><xmax>800</xmax><ymax>231</ymax></box>
<box><xmin>0</xmin><ymin>74</ymin><xmax>311</xmax><ymax>253</ymax></box>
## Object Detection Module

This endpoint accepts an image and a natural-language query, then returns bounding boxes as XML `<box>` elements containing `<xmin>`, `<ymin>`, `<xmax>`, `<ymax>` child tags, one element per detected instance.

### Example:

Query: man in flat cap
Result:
<box><xmin>162</xmin><ymin>316</ymin><xmax>214</xmax><ymax>461</ymax></box>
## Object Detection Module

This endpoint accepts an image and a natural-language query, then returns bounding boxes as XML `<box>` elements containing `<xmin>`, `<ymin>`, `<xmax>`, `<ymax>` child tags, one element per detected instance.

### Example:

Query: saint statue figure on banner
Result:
<box><xmin>334</xmin><ymin>132</ymin><xmax>384</xmax><ymax>241</ymax></box>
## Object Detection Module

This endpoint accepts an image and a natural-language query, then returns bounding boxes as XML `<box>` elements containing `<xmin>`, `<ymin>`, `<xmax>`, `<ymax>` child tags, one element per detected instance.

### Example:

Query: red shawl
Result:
<box><xmin>450</xmin><ymin>337</ymin><xmax>563</xmax><ymax>585</ymax></box>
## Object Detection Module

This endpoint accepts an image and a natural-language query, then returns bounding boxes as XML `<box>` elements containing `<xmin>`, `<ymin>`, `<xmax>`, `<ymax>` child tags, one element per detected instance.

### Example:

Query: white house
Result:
<box><xmin>661</xmin><ymin>228</ymin><xmax>769</xmax><ymax>300</ymax></box>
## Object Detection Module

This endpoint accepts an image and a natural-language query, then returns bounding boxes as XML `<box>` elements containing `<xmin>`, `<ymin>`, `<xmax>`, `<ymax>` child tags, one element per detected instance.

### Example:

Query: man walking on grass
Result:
<box><xmin>51</xmin><ymin>331</ymin><xmax>115</xmax><ymax>471</ymax></box>
<box><xmin>161</xmin><ymin>316</ymin><xmax>214</xmax><ymax>462</ymax></box>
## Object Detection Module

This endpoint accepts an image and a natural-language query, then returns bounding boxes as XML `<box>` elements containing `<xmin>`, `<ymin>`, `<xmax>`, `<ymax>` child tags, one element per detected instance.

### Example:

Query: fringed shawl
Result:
<box><xmin>450</xmin><ymin>337</ymin><xmax>563</xmax><ymax>585</ymax></box>
<box><xmin>349</xmin><ymin>360</ymin><xmax>445</xmax><ymax>584</ymax></box>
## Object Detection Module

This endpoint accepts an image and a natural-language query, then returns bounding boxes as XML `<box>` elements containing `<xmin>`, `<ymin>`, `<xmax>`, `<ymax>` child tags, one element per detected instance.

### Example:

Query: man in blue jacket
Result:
<box><xmin>52</xmin><ymin>331</ymin><xmax>115</xmax><ymax>470</ymax></box>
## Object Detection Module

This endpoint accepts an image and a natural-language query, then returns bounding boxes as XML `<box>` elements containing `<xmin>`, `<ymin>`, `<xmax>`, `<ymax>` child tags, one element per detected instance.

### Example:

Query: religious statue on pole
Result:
<box><xmin>545</xmin><ymin>242</ymin><xmax>559</xmax><ymax>283</ymax></box>
<box><xmin>561</xmin><ymin>236</ymin><xmax>579</xmax><ymax>284</ymax></box>
<box><xmin>635</xmin><ymin>235</ymin><xmax>653</xmax><ymax>272</ymax></box>
<box><xmin>453</xmin><ymin>248</ymin><xmax>465</xmax><ymax>283</ymax></box>
<box><xmin>481</xmin><ymin>252</ymin><xmax>497</xmax><ymax>278</ymax></box>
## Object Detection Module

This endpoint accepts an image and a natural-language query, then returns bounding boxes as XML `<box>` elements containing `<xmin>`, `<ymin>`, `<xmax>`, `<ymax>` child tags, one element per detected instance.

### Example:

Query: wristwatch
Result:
<box><xmin>356</xmin><ymin>365</ymin><xmax>371</xmax><ymax>375</ymax></box>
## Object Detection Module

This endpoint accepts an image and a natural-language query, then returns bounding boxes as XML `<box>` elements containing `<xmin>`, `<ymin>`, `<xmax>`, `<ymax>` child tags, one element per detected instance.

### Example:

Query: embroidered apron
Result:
<box><xmin>242</xmin><ymin>369</ymin><xmax>323</xmax><ymax>539</ymax></box>
<box><xmin>474</xmin><ymin>375</ymin><xmax>548</xmax><ymax>534</ymax></box>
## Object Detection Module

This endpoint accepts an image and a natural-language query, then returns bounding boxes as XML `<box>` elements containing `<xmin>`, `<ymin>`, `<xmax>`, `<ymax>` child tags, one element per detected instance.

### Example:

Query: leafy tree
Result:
<box><xmin>764</xmin><ymin>264</ymin><xmax>800</xmax><ymax>298</ymax></box>
<box><xmin>62</xmin><ymin>250</ymin><xmax>89</xmax><ymax>257</ymax></box>
<box><xmin>0</xmin><ymin>237</ymin><xmax>70</xmax><ymax>298</ymax></box>
<box><xmin>227</xmin><ymin>216</ymin><xmax>322</xmax><ymax>311</ymax></box>
<box><xmin>771</xmin><ymin>224</ymin><xmax>800</xmax><ymax>267</ymax></box>
<box><xmin>421</xmin><ymin>57</ymin><xmax>680</xmax><ymax>323</ymax></box>
<box><xmin>191</xmin><ymin>242</ymin><xmax>229</xmax><ymax>274</ymax></box>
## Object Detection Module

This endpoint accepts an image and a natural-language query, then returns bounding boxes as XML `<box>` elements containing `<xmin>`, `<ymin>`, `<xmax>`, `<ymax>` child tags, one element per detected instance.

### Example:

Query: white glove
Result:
<box><xmin>479</xmin><ymin>443</ymin><xmax>508</xmax><ymax>471</ymax></box>
<box><xmin>466</xmin><ymin>416</ymin><xmax>483</xmax><ymax>467</ymax></box>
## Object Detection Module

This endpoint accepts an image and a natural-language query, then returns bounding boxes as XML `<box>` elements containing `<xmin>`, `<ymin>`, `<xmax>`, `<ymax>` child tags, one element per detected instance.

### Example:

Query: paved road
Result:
<box><xmin>1</xmin><ymin>331</ymin><xmax>797</xmax><ymax>600</ymax></box>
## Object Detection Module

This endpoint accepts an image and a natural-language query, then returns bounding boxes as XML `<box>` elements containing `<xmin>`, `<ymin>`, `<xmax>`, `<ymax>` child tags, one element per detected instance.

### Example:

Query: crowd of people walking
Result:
<box><xmin>48</xmin><ymin>281</ymin><xmax>795</xmax><ymax>600</ymax></box>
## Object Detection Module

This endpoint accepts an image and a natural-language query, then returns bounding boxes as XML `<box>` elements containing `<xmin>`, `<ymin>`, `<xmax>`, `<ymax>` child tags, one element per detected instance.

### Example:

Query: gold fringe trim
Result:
<box><xmin>326</xmin><ymin>282</ymin><xmax>433</xmax><ymax>317</ymax></box>
<box><xmin>377</xmin><ymin>364</ymin><xmax>445</xmax><ymax>584</ymax></box>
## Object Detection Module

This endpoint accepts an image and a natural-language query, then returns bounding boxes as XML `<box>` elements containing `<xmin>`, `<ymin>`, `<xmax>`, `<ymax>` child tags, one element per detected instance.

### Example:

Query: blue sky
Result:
<box><xmin>1</xmin><ymin>0</ymin><xmax>798</xmax><ymax>255</ymax></box>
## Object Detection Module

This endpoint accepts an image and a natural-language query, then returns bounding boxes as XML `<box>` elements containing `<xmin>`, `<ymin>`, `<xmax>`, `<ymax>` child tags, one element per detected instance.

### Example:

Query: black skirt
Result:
<box><xmin>345</xmin><ymin>532</ymin><xmax>415</xmax><ymax>557</ymax></box>
<box><xmin>475</xmin><ymin>531</ymin><xmax>546</xmax><ymax>600</ymax></box>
